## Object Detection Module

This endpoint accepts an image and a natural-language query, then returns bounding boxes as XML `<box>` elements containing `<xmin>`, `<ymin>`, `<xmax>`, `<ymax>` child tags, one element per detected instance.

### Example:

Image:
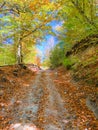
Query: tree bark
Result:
<box><xmin>17</xmin><ymin>40</ymin><xmax>23</xmax><ymax>64</ymax></box>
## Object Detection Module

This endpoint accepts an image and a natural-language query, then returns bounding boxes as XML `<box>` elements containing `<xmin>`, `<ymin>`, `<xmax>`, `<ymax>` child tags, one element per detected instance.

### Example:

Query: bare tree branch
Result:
<box><xmin>0</xmin><ymin>2</ymin><xmax>6</xmax><ymax>10</ymax></box>
<box><xmin>20</xmin><ymin>17</ymin><xmax>54</xmax><ymax>40</ymax></box>
<box><xmin>20</xmin><ymin>25</ymin><xmax>43</xmax><ymax>40</ymax></box>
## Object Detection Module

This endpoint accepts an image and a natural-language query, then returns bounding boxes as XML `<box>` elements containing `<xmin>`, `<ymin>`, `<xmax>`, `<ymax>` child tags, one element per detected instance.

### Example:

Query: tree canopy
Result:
<box><xmin>0</xmin><ymin>0</ymin><xmax>98</xmax><ymax>66</ymax></box>
<box><xmin>49</xmin><ymin>0</ymin><xmax>98</xmax><ymax>68</ymax></box>
<box><xmin>0</xmin><ymin>0</ymin><xmax>60</xmax><ymax>65</ymax></box>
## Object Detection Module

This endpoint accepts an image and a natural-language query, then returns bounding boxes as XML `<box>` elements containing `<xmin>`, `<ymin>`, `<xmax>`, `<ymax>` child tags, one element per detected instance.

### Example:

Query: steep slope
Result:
<box><xmin>66</xmin><ymin>34</ymin><xmax>98</xmax><ymax>86</ymax></box>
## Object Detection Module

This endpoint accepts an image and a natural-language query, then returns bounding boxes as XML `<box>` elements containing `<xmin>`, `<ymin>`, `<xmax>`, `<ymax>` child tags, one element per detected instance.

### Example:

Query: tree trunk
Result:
<box><xmin>90</xmin><ymin>0</ymin><xmax>94</xmax><ymax>21</ymax></box>
<box><xmin>17</xmin><ymin>42</ymin><xmax>23</xmax><ymax>64</ymax></box>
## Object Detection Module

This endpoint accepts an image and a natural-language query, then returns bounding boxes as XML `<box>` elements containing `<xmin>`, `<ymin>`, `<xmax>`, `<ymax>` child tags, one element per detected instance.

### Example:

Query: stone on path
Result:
<box><xmin>10</xmin><ymin>123</ymin><xmax>39</xmax><ymax>130</ymax></box>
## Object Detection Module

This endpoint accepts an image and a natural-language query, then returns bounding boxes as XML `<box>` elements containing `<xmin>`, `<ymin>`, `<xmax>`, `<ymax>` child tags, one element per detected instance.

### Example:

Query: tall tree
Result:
<box><xmin>0</xmin><ymin>0</ymin><xmax>60</xmax><ymax>64</ymax></box>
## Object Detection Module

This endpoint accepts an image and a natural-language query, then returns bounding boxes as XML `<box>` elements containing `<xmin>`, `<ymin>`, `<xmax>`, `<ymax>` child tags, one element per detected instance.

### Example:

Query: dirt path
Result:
<box><xmin>1</xmin><ymin>70</ymin><xmax>70</xmax><ymax>130</ymax></box>
<box><xmin>36</xmin><ymin>71</ymin><xmax>67</xmax><ymax>130</ymax></box>
<box><xmin>1</xmin><ymin>67</ymin><xmax>98</xmax><ymax>130</ymax></box>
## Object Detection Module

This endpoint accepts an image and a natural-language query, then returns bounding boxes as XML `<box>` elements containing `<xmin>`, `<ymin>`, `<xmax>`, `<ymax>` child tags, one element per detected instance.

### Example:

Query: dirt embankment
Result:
<box><xmin>65</xmin><ymin>34</ymin><xmax>98</xmax><ymax>87</ymax></box>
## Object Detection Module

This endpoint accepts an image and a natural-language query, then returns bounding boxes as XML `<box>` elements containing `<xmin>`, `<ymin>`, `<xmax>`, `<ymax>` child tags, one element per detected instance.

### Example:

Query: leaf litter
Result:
<box><xmin>0</xmin><ymin>65</ymin><xmax>98</xmax><ymax>130</ymax></box>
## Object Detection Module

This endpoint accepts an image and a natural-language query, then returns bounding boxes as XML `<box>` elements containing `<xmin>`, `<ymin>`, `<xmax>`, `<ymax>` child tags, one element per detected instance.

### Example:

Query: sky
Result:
<box><xmin>36</xmin><ymin>20</ymin><xmax>62</xmax><ymax>61</ymax></box>
<box><xmin>0</xmin><ymin>12</ymin><xmax>62</xmax><ymax>62</ymax></box>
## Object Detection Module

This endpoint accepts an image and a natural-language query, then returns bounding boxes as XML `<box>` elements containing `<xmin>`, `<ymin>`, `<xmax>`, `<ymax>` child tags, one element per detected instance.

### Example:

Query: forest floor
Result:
<box><xmin>0</xmin><ymin>65</ymin><xmax>98</xmax><ymax>130</ymax></box>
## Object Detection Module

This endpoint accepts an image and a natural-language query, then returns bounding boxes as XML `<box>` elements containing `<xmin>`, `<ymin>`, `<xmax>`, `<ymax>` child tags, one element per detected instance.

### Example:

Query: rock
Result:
<box><xmin>86</xmin><ymin>97</ymin><xmax>98</xmax><ymax>119</ymax></box>
<box><xmin>13</xmin><ymin>70</ymin><xmax>18</xmax><ymax>76</ymax></box>
<box><xmin>15</xmin><ymin>125</ymin><xmax>24</xmax><ymax>130</ymax></box>
<box><xmin>19</xmin><ymin>64</ymin><xmax>27</xmax><ymax>69</ymax></box>
<box><xmin>10</xmin><ymin>123</ymin><xmax>39</xmax><ymax>130</ymax></box>
<box><xmin>93</xmin><ymin>108</ymin><xmax>98</xmax><ymax>119</ymax></box>
<box><xmin>64</xmin><ymin>91</ymin><xmax>67</xmax><ymax>94</ymax></box>
<box><xmin>10</xmin><ymin>98</ymin><xmax>16</xmax><ymax>105</ymax></box>
<box><xmin>1</xmin><ymin>76</ymin><xmax>7</xmax><ymax>82</ymax></box>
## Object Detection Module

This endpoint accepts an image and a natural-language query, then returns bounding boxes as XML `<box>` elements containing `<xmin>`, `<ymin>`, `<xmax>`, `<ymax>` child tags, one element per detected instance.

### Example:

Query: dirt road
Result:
<box><xmin>1</xmin><ymin>70</ymin><xmax>70</xmax><ymax>130</ymax></box>
<box><xmin>1</xmin><ymin>66</ymin><xmax>98</xmax><ymax>130</ymax></box>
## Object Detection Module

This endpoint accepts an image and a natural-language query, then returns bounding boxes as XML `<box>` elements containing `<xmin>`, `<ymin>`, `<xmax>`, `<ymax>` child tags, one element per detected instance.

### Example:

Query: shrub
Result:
<box><xmin>50</xmin><ymin>45</ymin><xmax>65</xmax><ymax>68</ymax></box>
<box><xmin>62</xmin><ymin>57</ymin><xmax>73</xmax><ymax>69</ymax></box>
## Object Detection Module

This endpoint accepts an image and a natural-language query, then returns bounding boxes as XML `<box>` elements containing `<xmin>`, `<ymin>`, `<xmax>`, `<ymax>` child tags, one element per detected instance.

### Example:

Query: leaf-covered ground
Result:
<box><xmin>0</xmin><ymin>65</ymin><xmax>35</xmax><ymax>129</ymax></box>
<box><xmin>0</xmin><ymin>65</ymin><xmax>98</xmax><ymax>130</ymax></box>
<box><xmin>53</xmin><ymin>67</ymin><xmax>98</xmax><ymax>130</ymax></box>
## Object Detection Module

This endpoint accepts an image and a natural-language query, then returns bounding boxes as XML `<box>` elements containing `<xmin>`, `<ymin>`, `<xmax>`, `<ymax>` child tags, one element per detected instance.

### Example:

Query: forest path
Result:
<box><xmin>1</xmin><ymin>67</ymin><xmax>98</xmax><ymax>130</ymax></box>
<box><xmin>3</xmin><ymin>70</ymin><xmax>74</xmax><ymax>130</ymax></box>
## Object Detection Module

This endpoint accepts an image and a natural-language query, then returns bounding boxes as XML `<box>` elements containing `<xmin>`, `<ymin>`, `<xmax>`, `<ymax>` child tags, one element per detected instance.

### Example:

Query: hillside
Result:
<box><xmin>66</xmin><ymin>34</ymin><xmax>98</xmax><ymax>87</ymax></box>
